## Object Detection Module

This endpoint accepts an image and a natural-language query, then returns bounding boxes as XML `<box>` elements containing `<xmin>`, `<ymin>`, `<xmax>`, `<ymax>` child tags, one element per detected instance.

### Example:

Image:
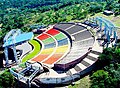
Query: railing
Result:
<box><xmin>29</xmin><ymin>68</ymin><xmax>39</xmax><ymax>81</ymax></box>
<box><xmin>10</xmin><ymin>69</ymin><xmax>27</xmax><ymax>82</ymax></box>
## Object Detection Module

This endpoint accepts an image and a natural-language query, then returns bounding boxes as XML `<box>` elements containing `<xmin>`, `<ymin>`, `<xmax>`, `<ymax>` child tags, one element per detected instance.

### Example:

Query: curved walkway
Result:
<box><xmin>22</xmin><ymin>39</ymin><xmax>41</xmax><ymax>63</ymax></box>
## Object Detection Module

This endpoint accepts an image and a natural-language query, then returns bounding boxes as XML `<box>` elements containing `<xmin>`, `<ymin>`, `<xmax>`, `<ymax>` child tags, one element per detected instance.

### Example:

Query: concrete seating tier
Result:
<box><xmin>54</xmin><ymin>23</ymin><xmax>95</xmax><ymax>70</ymax></box>
<box><xmin>54</xmin><ymin>23</ymin><xmax>74</xmax><ymax>30</ymax></box>
<box><xmin>66</xmin><ymin>25</ymin><xmax>86</xmax><ymax>34</ymax></box>
<box><xmin>32</xmin><ymin>34</ymin><xmax>103</xmax><ymax>85</ymax></box>
<box><xmin>73</xmin><ymin>30</ymin><xmax>92</xmax><ymax>42</ymax></box>
<box><xmin>25</xmin><ymin>28</ymin><xmax>71</xmax><ymax>66</ymax></box>
<box><xmin>56</xmin><ymin>38</ymin><xmax>94</xmax><ymax>64</ymax></box>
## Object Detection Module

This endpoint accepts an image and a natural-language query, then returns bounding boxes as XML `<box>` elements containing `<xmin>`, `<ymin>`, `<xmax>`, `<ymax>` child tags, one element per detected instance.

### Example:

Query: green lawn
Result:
<box><xmin>22</xmin><ymin>39</ymin><xmax>41</xmax><ymax>63</ymax></box>
<box><xmin>69</xmin><ymin>76</ymin><xmax>90</xmax><ymax>88</ymax></box>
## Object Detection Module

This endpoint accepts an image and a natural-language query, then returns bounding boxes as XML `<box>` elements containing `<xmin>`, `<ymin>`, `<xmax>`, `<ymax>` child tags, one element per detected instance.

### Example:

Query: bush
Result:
<box><xmin>0</xmin><ymin>70</ymin><xmax>15</xmax><ymax>88</ymax></box>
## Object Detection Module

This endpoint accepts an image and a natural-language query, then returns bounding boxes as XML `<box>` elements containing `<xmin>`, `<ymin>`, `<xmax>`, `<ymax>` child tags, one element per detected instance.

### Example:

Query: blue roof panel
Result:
<box><xmin>3</xmin><ymin>32</ymin><xmax>34</xmax><ymax>47</ymax></box>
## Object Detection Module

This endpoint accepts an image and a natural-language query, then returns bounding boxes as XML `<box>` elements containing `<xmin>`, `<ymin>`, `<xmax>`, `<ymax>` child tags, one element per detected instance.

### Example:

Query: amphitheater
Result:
<box><xmin>6</xmin><ymin>17</ymin><xmax>117</xmax><ymax>87</ymax></box>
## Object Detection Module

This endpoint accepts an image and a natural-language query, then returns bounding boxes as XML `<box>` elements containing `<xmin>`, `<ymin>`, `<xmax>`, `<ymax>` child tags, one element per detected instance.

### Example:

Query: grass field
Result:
<box><xmin>22</xmin><ymin>39</ymin><xmax>41</xmax><ymax>63</ymax></box>
<box><xmin>69</xmin><ymin>76</ymin><xmax>90</xmax><ymax>88</ymax></box>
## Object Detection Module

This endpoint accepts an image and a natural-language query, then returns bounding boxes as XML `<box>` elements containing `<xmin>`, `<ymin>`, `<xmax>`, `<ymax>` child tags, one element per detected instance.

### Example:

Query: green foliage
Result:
<box><xmin>90</xmin><ymin>69</ymin><xmax>120</xmax><ymax>88</ymax></box>
<box><xmin>90</xmin><ymin>70</ymin><xmax>109</xmax><ymax>88</ymax></box>
<box><xmin>104</xmin><ymin>0</ymin><xmax>120</xmax><ymax>15</ymax></box>
<box><xmin>99</xmin><ymin>47</ymin><xmax>120</xmax><ymax>63</ymax></box>
<box><xmin>91</xmin><ymin>47</ymin><xmax>120</xmax><ymax>88</ymax></box>
<box><xmin>98</xmin><ymin>47</ymin><xmax>114</xmax><ymax>64</ymax></box>
<box><xmin>89</xmin><ymin>2</ymin><xmax>103</xmax><ymax>13</ymax></box>
<box><xmin>0</xmin><ymin>0</ymin><xmax>119</xmax><ymax>41</ymax></box>
<box><xmin>113</xmin><ymin>4</ymin><xmax>120</xmax><ymax>16</ymax></box>
<box><xmin>0</xmin><ymin>70</ymin><xmax>15</xmax><ymax>88</ymax></box>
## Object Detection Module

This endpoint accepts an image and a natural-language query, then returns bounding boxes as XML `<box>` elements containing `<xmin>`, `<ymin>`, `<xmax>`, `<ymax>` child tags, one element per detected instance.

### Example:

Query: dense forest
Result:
<box><xmin>0</xmin><ymin>0</ymin><xmax>119</xmax><ymax>43</ymax></box>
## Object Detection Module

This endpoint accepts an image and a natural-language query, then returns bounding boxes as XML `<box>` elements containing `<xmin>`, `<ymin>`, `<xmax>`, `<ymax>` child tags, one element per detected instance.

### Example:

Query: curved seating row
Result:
<box><xmin>54</xmin><ymin>23</ymin><xmax>74</xmax><ymax>30</ymax></box>
<box><xmin>42</xmin><ymin>45</ymin><xmax>69</xmax><ymax>65</ymax></box>
<box><xmin>31</xmin><ymin>33</ymin><xmax>56</xmax><ymax>63</ymax></box>
<box><xmin>58</xmin><ymin>38</ymin><xmax>94</xmax><ymax>64</ymax></box>
<box><xmin>29</xmin><ymin>28</ymin><xmax>71</xmax><ymax>66</ymax></box>
<box><xmin>31</xmin><ymin>23</ymin><xmax>103</xmax><ymax>86</ymax></box>
<box><xmin>73</xmin><ymin>30</ymin><xmax>92</xmax><ymax>42</ymax></box>
<box><xmin>54</xmin><ymin>23</ymin><xmax>94</xmax><ymax>70</ymax></box>
<box><xmin>32</xmin><ymin>49</ymin><xmax>102</xmax><ymax>85</ymax></box>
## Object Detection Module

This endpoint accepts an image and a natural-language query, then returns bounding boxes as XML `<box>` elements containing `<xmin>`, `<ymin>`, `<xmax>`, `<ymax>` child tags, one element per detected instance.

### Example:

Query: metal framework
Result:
<box><xmin>3</xmin><ymin>29</ymin><xmax>21</xmax><ymax>66</ymax></box>
<box><xmin>3</xmin><ymin>29</ymin><xmax>33</xmax><ymax>66</ymax></box>
<box><xmin>9</xmin><ymin>62</ymin><xmax>44</xmax><ymax>88</ymax></box>
<box><xmin>93</xmin><ymin>17</ymin><xmax>117</xmax><ymax>47</ymax></box>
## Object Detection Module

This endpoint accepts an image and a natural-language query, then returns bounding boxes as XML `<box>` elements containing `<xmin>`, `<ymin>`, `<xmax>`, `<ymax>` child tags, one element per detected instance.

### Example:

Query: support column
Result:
<box><xmin>107</xmin><ymin>30</ymin><xmax>110</xmax><ymax>43</ymax></box>
<box><xmin>110</xmin><ymin>27</ymin><xmax>112</xmax><ymax>36</ymax></box>
<box><xmin>104</xmin><ymin>26</ymin><xmax>107</xmax><ymax>36</ymax></box>
<box><xmin>114</xmin><ymin>31</ymin><xmax>116</xmax><ymax>39</ymax></box>
<box><xmin>99</xmin><ymin>22</ymin><xmax>102</xmax><ymax>31</ymax></box>
<box><xmin>4</xmin><ymin>47</ymin><xmax>9</xmax><ymax>66</ymax></box>
<box><xmin>12</xmin><ymin>45</ymin><xmax>18</xmax><ymax>63</ymax></box>
<box><xmin>114</xmin><ymin>36</ymin><xmax>118</xmax><ymax>47</ymax></box>
<box><xmin>106</xmin><ymin>30</ymin><xmax>110</xmax><ymax>48</ymax></box>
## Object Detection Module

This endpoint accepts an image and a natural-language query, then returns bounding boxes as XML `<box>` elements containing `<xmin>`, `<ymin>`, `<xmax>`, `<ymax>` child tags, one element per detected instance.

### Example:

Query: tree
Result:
<box><xmin>90</xmin><ymin>70</ymin><xmax>109</xmax><ymax>88</ymax></box>
<box><xmin>90</xmin><ymin>69</ymin><xmax>118</xmax><ymax>88</ymax></box>
<box><xmin>98</xmin><ymin>48</ymin><xmax>114</xmax><ymax>65</ymax></box>
<box><xmin>0</xmin><ymin>70</ymin><xmax>15</xmax><ymax>88</ymax></box>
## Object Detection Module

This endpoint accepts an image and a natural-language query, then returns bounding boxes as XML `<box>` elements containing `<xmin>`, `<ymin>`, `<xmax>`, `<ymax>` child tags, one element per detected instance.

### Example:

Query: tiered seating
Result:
<box><xmin>43</xmin><ymin>45</ymin><xmax>69</xmax><ymax>64</ymax></box>
<box><xmin>57</xmin><ymin>38</ymin><xmax>68</xmax><ymax>46</ymax></box>
<box><xmin>44</xmin><ymin>42</ymin><xmax>56</xmax><ymax>49</ymax></box>
<box><xmin>66</xmin><ymin>50</ymin><xmax>101</xmax><ymax>75</ymax></box>
<box><xmin>53</xmin><ymin>32</ymin><xmax>68</xmax><ymax>46</ymax></box>
<box><xmin>28</xmin><ymin>28</ymin><xmax>70</xmax><ymax>66</ymax></box>
<box><xmin>73</xmin><ymin>30</ymin><xmax>92</xmax><ymax>42</ymax></box>
<box><xmin>31</xmin><ymin>33</ymin><xmax>56</xmax><ymax>62</ymax></box>
<box><xmin>57</xmin><ymin>38</ymin><xmax>94</xmax><ymax>64</ymax></box>
<box><xmin>21</xmin><ymin>39</ymin><xmax>41</xmax><ymax>63</ymax></box>
<box><xmin>54</xmin><ymin>23</ymin><xmax>95</xmax><ymax>70</ymax></box>
<box><xmin>73</xmin><ymin>38</ymin><xmax>94</xmax><ymax>48</ymax></box>
<box><xmin>54</xmin><ymin>23</ymin><xmax>74</xmax><ymax>30</ymax></box>
<box><xmin>66</xmin><ymin>25</ymin><xmax>85</xmax><ymax>34</ymax></box>
<box><xmin>42</xmin><ymin>29</ymin><xmax>70</xmax><ymax>65</ymax></box>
